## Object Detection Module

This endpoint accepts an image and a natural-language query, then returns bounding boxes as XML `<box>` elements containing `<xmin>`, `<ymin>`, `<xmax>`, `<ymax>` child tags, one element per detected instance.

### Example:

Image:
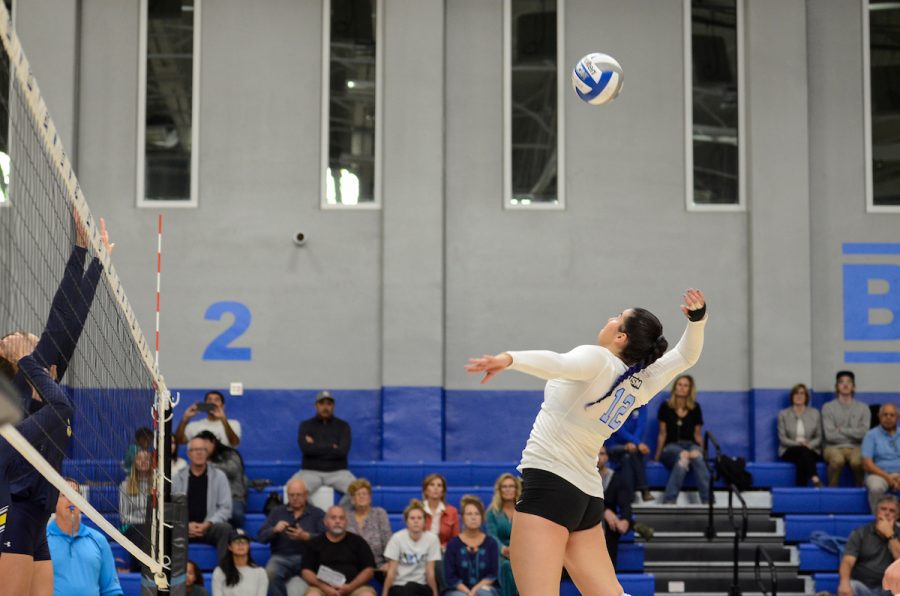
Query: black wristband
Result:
<box><xmin>687</xmin><ymin>304</ymin><xmax>707</xmax><ymax>322</ymax></box>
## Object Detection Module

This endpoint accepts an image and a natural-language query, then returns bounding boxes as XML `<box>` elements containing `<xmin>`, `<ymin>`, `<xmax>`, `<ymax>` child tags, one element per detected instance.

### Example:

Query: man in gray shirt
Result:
<box><xmin>838</xmin><ymin>495</ymin><xmax>900</xmax><ymax>596</ymax></box>
<box><xmin>173</xmin><ymin>436</ymin><xmax>233</xmax><ymax>559</ymax></box>
<box><xmin>822</xmin><ymin>370</ymin><xmax>870</xmax><ymax>487</ymax></box>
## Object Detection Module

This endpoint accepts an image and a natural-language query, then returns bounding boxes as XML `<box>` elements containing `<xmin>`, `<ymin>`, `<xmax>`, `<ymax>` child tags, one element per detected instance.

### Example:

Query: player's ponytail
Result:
<box><xmin>584</xmin><ymin>308</ymin><xmax>666</xmax><ymax>409</ymax></box>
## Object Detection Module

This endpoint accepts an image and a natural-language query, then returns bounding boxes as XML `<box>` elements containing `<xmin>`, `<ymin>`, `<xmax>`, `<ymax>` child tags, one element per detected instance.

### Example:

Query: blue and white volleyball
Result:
<box><xmin>572</xmin><ymin>52</ymin><xmax>623</xmax><ymax>106</ymax></box>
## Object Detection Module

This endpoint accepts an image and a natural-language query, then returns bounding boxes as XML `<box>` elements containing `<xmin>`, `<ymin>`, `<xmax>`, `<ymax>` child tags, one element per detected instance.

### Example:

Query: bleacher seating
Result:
<box><xmin>116</xmin><ymin>571</ymin><xmax>656</xmax><ymax>596</ymax></box>
<box><xmin>772</xmin><ymin>487</ymin><xmax>868</xmax><ymax>514</ymax></box>
<box><xmin>96</xmin><ymin>454</ymin><xmax>872</xmax><ymax>594</ymax></box>
<box><xmin>784</xmin><ymin>513</ymin><xmax>872</xmax><ymax>542</ymax></box>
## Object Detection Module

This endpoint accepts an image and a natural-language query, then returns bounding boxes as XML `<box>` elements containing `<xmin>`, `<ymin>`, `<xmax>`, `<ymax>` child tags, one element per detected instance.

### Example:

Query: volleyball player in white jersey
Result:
<box><xmin>465</xmin><ymin>289</ymin><xmax>707</xmax><ymax>596</ymax></box>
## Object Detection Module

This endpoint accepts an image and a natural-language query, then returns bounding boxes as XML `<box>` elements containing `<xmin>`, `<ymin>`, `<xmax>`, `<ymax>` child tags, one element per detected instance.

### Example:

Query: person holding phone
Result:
<box><xmin>176</xmin><ymin>390</ymin><xmax>243</xmax><ymax>447</ymax></box>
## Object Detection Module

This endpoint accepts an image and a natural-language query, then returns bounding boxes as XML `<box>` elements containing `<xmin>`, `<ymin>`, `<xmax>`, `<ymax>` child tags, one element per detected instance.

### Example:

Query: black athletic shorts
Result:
<box><xmin>516</xmin><ymin>468</ymin><xmax>605</xmax><ymax>532</ymax></box>
<box><xmin>0</xmin><ymin>498</ymin><xmax>51</xmax><ymax>560</ymax></box>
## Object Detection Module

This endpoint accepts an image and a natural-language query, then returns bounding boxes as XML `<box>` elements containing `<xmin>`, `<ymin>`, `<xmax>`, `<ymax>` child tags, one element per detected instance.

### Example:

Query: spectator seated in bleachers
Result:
<box><xmin>344</xmin><ymin>478</ymin><xmax>393</xmax><ymax>583</ymax></box>
<box><xmin>212</xmin><ymin>528</ymin><xmax>268</xmax><ymax>596</ymax></box>
<box><xmin>176</xmin><ymin>390</ymin><xmax>243</xmax><ymax>448</ymax></box>
<box><xmin>197</xmin><ymin>430</ymin><xmax>248</xmax><ymax>530</ymax></box>
<box><xmin>823</xmin><ymin>370</ymin><xmax>869</xmax><ymax>488</ymax></box>
<box><xmin>596</xmin><ymin>446</ymin><xmax>634</xmax><ymax>567</ymax></box>
<box><xmin>383</xmin><ymin>499</ymin><xmax>442</xmax><ymax>596</ymax></box>
<box><xmin>838</xmin><ymin>495</ymin><xmax>899</xmax><ymax>596</ymax></box>
<box><xmin>119</xmin><ymin>449</ymin><xmax>152</xmax><ymax>571</ymax></box>
<box><xmin>862</xmin><ymin>404</ymin><xmax>900</xmax><ymax>515</ymax></box>
<box><xmin>443</xmin><ymin>495</ymin><xmax>499</xmax><ymax>596</ymax></box>
<box><xmin>777</xmin><ymin>383</ymin><xmax>823</xmax><ymax>487</ymax></box>
<box><xmin>422</xmin><ymin>473</ymin><xmax>460</xmax><ymax>551</ymax></box>
<box><xmin>257</xmin><ymin>478</ymin><xmax>324</xmax><ymax>596</ymax></box>
<box><xmin>654</xmin><ymin>375</ymin><xmax>710</xmax><ymax>505</ymax></box>
<box><xmin>123</xmin><ymin>426</ymin><xmax>153</xmax><ymax>472</ymax></box>
<box><xmin>485</xmin><ymin>474</ymin><xmax>519</xmax><ymax>596</ymax></box>
<box><xmin>47</xmin><ymin>479</ymin><xmax>123</xmax><ymax>596</ymax></box>
<box><xmin>186</xmin><ymin>559</ymin><xmax>209</xmax><ymax>596</ymax></box>
<box><xmin>291</xmin><ymin>391</ymin><xmax>357</xmax><ymax>507</ymax></box>
<box><xmin>173</xmin><ymin>436</ymin><xmax>233</xmax><ymax>560</ymax></box>
<box><xmin>301</xmin><ymin>506</ymin><xmax>376</xmax><ymax>596</ymax></box>
<box><xmin>605</xmin><ymin>406</ymin><xmax>653</xmax><ymax>502</ymax></box>
<box><xmin>172</xmin><ymin>435</ymin><xmax>187</xmax><ymax>476</ymax></box>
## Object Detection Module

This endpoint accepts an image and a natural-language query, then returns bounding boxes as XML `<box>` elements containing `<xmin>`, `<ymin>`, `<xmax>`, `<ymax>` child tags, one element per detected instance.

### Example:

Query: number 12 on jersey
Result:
<box><xmin>598</xmin><ymin>388</ymin><xmax>636</xmax><ymax>431</ymax></box>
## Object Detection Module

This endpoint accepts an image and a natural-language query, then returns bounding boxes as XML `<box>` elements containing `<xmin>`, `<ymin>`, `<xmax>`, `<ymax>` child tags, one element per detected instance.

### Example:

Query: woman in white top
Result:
<box><xmin>465</xmin><ymin>289</ymin><xmax>707</xmax><ymax>596</ymax></box>
<box><xmin>212</xmin><ymin>529</ymin><xmax>268</xmax><ymax>596</ymax></box>
<box><xmin>383</xmin><ymin>499</ymin><xmax>442</xmax><ymax>596</ymax></box>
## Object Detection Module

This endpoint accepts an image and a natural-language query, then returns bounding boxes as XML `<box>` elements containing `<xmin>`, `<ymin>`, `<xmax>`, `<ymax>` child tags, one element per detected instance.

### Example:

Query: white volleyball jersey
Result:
<box><xmin>508</xmin><ymin>317</ymin><xmax>707</xmax><ymax>498</ymax></box>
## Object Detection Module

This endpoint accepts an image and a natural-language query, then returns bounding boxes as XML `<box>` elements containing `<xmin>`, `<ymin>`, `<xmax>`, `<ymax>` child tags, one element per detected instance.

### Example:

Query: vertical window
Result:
<box><xmin>686</xmin><ymin>0</ymin><xmax>743</xmax><ymax>210</ymax></box>
<box><xmin>504</xmin><ymin>0</ymin><xmax>564</xmax><ymax>209</ymax></box>
<box><xmin>0</xmin><ymin>0</ymin><xmax>12</xmax><ymax>205</ymax></box>
<box><xmin>321</xmin><ymin>0</ymin><xmax>381</xmax><ymax>208</ymax></box>
<box><xmin>137</xmin><ymin>0</ymin><xmax>200</xmax><ymax>207</ymax></box>
<box><xmin>866</xmin><ymin>1</ymin><xmax>900</xmax><ymax>210</ymax></box>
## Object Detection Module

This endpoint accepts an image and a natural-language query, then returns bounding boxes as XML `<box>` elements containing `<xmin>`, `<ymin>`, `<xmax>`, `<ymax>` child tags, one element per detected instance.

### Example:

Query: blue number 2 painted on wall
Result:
<box><xmin>203</xmin><ymin>301</ymin><xmax>252</xmax><ymax>361</ymax></box>
<box><xmin>598</xmin><ymin>388</ymin><xmax>636</xmax><ymax>431</ymax></box>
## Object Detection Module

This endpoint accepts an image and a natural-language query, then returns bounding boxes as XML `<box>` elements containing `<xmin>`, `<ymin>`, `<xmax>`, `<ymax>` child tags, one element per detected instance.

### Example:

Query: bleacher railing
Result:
<box><xmin>704</xmin><ymin>431</ymin><xmax>749</xmax><ymax>596</ymax></box>
<box><xmin>754</xmin><ymin>544</ymin><xmax>778</xmax><ymax>596</ymax></box>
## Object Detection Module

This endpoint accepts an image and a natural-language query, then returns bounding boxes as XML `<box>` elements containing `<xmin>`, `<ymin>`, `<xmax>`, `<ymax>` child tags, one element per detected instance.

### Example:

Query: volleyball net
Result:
<box><xmin>0</xmin><ymin>1</ymin><xmax>170</xmax><ymax>586</ymax></box>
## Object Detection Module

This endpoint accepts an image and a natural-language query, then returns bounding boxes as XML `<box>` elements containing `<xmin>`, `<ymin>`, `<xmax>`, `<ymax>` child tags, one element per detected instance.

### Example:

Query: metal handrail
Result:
<box><xmin>754</xmin><ymin>544</ymin><xmax>778</xmax><ymax>596</ymax></box>
<box><xmin>704</xmin><ymin>430</ymin><xmax>721</xmax><ymax>540</ymax></box>
<box><xmin>727</xmin><ymin>484</ymin><xmax>749</xmax><ymax>596</ymax></box>
<box><xmin>704</xmin><ymin>431</ymin><xmax>749</xmax><ymax>596</ymax></box>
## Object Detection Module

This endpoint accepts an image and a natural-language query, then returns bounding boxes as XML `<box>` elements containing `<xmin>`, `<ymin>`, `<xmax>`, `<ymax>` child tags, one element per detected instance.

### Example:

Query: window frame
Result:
<box><xmin>502</xmin><ymin>0</ymin><xmax>565</xmax><ymax>211</ymax></box>
<box><xmin>684</xmin><ymin>0</ymin><xmax>746</xmax><ymax>213</ymax></box>
<box><xmin>863</xmin><ymin>0</ymin><xmax>900</xmax><ymax>213</ymax></box>
<box><xmin>136</xmin><ymin>0</ymin><xmax>202</xmax><ymax>209</ymax></box>
<box><xmin>319</xmin><ymin>0</ymin><xmax>383</xmax><ymax>210</ymax></box>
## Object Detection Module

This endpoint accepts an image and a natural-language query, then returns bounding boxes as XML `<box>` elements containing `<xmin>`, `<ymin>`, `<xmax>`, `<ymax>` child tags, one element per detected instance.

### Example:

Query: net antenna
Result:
<box><xmin>0</xmin><ymin>1</ymin><xmax>171</xmax><ymax>588</ymax></box>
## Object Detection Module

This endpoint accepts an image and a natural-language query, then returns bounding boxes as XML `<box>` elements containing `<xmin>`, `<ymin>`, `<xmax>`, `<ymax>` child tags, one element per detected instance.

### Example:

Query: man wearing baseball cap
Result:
<box><xmin>291</xmin><ymin>391</ymin><xmax>357</xmax><ymax>505</ymax></box>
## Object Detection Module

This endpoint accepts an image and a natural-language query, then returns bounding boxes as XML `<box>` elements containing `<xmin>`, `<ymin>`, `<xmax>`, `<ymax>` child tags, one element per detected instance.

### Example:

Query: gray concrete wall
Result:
<box><xmin>9</xmin><ymin>0</ymin><xmax>898</xmax><ymax>395</ymax></box>
<box><xmin>808</xmin><ymin>0</ymin><xmax>900</xmax><ymax>393</ymax></box>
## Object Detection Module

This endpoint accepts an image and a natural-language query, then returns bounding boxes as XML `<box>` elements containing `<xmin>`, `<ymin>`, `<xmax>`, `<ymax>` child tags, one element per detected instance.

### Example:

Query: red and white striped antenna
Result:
<box><xmin>155</xmin><ymin>214</ymin><xmax>162</xmax><ymax>372</ymax></box>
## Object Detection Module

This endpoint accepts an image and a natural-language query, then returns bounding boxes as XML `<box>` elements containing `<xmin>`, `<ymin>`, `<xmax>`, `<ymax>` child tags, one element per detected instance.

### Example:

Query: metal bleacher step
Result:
<box><xmin>652</xmin><ymin>569</ymin><xmax>810</xmax><ymax>594</ymax></box>
<box><xmin>643</xmin><ymin>542</ymin><xmax>796</xmax><ymax>565</ymax></box>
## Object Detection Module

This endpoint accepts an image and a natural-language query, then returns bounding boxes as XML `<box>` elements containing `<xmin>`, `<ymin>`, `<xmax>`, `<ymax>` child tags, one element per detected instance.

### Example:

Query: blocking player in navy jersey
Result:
<box><xmin>0</xmin><ymin>216</ymin><xmax>113</xmax><ymax>596</ymax></box>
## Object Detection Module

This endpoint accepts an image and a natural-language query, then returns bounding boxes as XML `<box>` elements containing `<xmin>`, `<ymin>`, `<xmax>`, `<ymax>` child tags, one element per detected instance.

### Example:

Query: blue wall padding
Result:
<box><xmin>642</xmin><ymin>391</ymin><xmax>751</xmax><ymax>460</ymax></box>
<box><xmin>171</xmin><ymin>388</ymin><xmax>381</xmax><ymax>462</ymax></box>
<box><xmin>87</xmin><ymin>384</ymin><xmax>900</xmax><ymax>466</ymax></box>
<box><xmin>751</xmin><ymin>388</ymin><xmax>788</xmax><ymax>462</ymax></box>
<box><xmin>755</xmin><ymin>389</ymin><xmax>895</xmax><ymax>462</ymax></box>
<box><xmin>444</xmin><ymin>390</ymin><xmax>543</xmax><ymax>461</ymax></box>
<box><xmin>381</xmin><ymin>386</ymin><xmax>443</xmax><ymax>461</ymax></box>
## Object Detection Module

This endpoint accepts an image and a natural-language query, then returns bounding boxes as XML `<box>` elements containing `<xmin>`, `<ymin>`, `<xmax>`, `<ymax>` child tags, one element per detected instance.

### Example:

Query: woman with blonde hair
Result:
<box><xmin>421</xmin><ymin>473</ymin><xmax>460</xmax><ymax>550</ymax></box>
<box><xmin>345</xmin><ymin>478</ymin><xmax>393</xmax><ymax>580</ymax></box>
<box><xmin>654</xmin><ymin>374</ymin><xmax>710</xmax><ymax>504</ymax></box>
<box><xmin>119</xmin><ymin>449</ymin><xmax>152</xmax><ymax>570</ymax></box>
<box><xmin>444</xmin><ymin>496</ymin><xmax>499</xmax><ymax>596</ymax></box>
<box><xmin>383</xmin><ymin>499</ymin><xmax>441</xmax><ymax>596</ymax></box>
<box><xmin>486</xmin><ymin>474</ymin><xmax>520</xmax><ymax>596</ymax></box>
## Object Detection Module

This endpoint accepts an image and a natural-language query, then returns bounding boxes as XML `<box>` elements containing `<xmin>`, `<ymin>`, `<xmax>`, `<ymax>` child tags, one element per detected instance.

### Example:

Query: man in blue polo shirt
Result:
<box><xmin>862</xmin><ymin>403</ymin><xmax>900</xmax><ymax>514</ymax></box>
<box><xmin>46</xmin><ymin>479</ymin><xmax>122</xmax><ymax>596</ymax></box>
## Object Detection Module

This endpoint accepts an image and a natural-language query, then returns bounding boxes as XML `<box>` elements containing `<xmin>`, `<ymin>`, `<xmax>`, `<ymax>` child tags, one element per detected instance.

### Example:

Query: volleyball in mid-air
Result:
<box><xmin>571</xmin><ymin>52</ymin><xmax>623</xmax><ymax>106</ymax></box>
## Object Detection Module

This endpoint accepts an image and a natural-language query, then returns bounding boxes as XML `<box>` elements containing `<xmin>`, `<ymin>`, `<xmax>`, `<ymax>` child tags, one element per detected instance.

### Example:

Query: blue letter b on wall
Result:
<box><xmin>844</xmin><ymin>264</ymin><xmax>900</xmax><ymax>340</ymax></box>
